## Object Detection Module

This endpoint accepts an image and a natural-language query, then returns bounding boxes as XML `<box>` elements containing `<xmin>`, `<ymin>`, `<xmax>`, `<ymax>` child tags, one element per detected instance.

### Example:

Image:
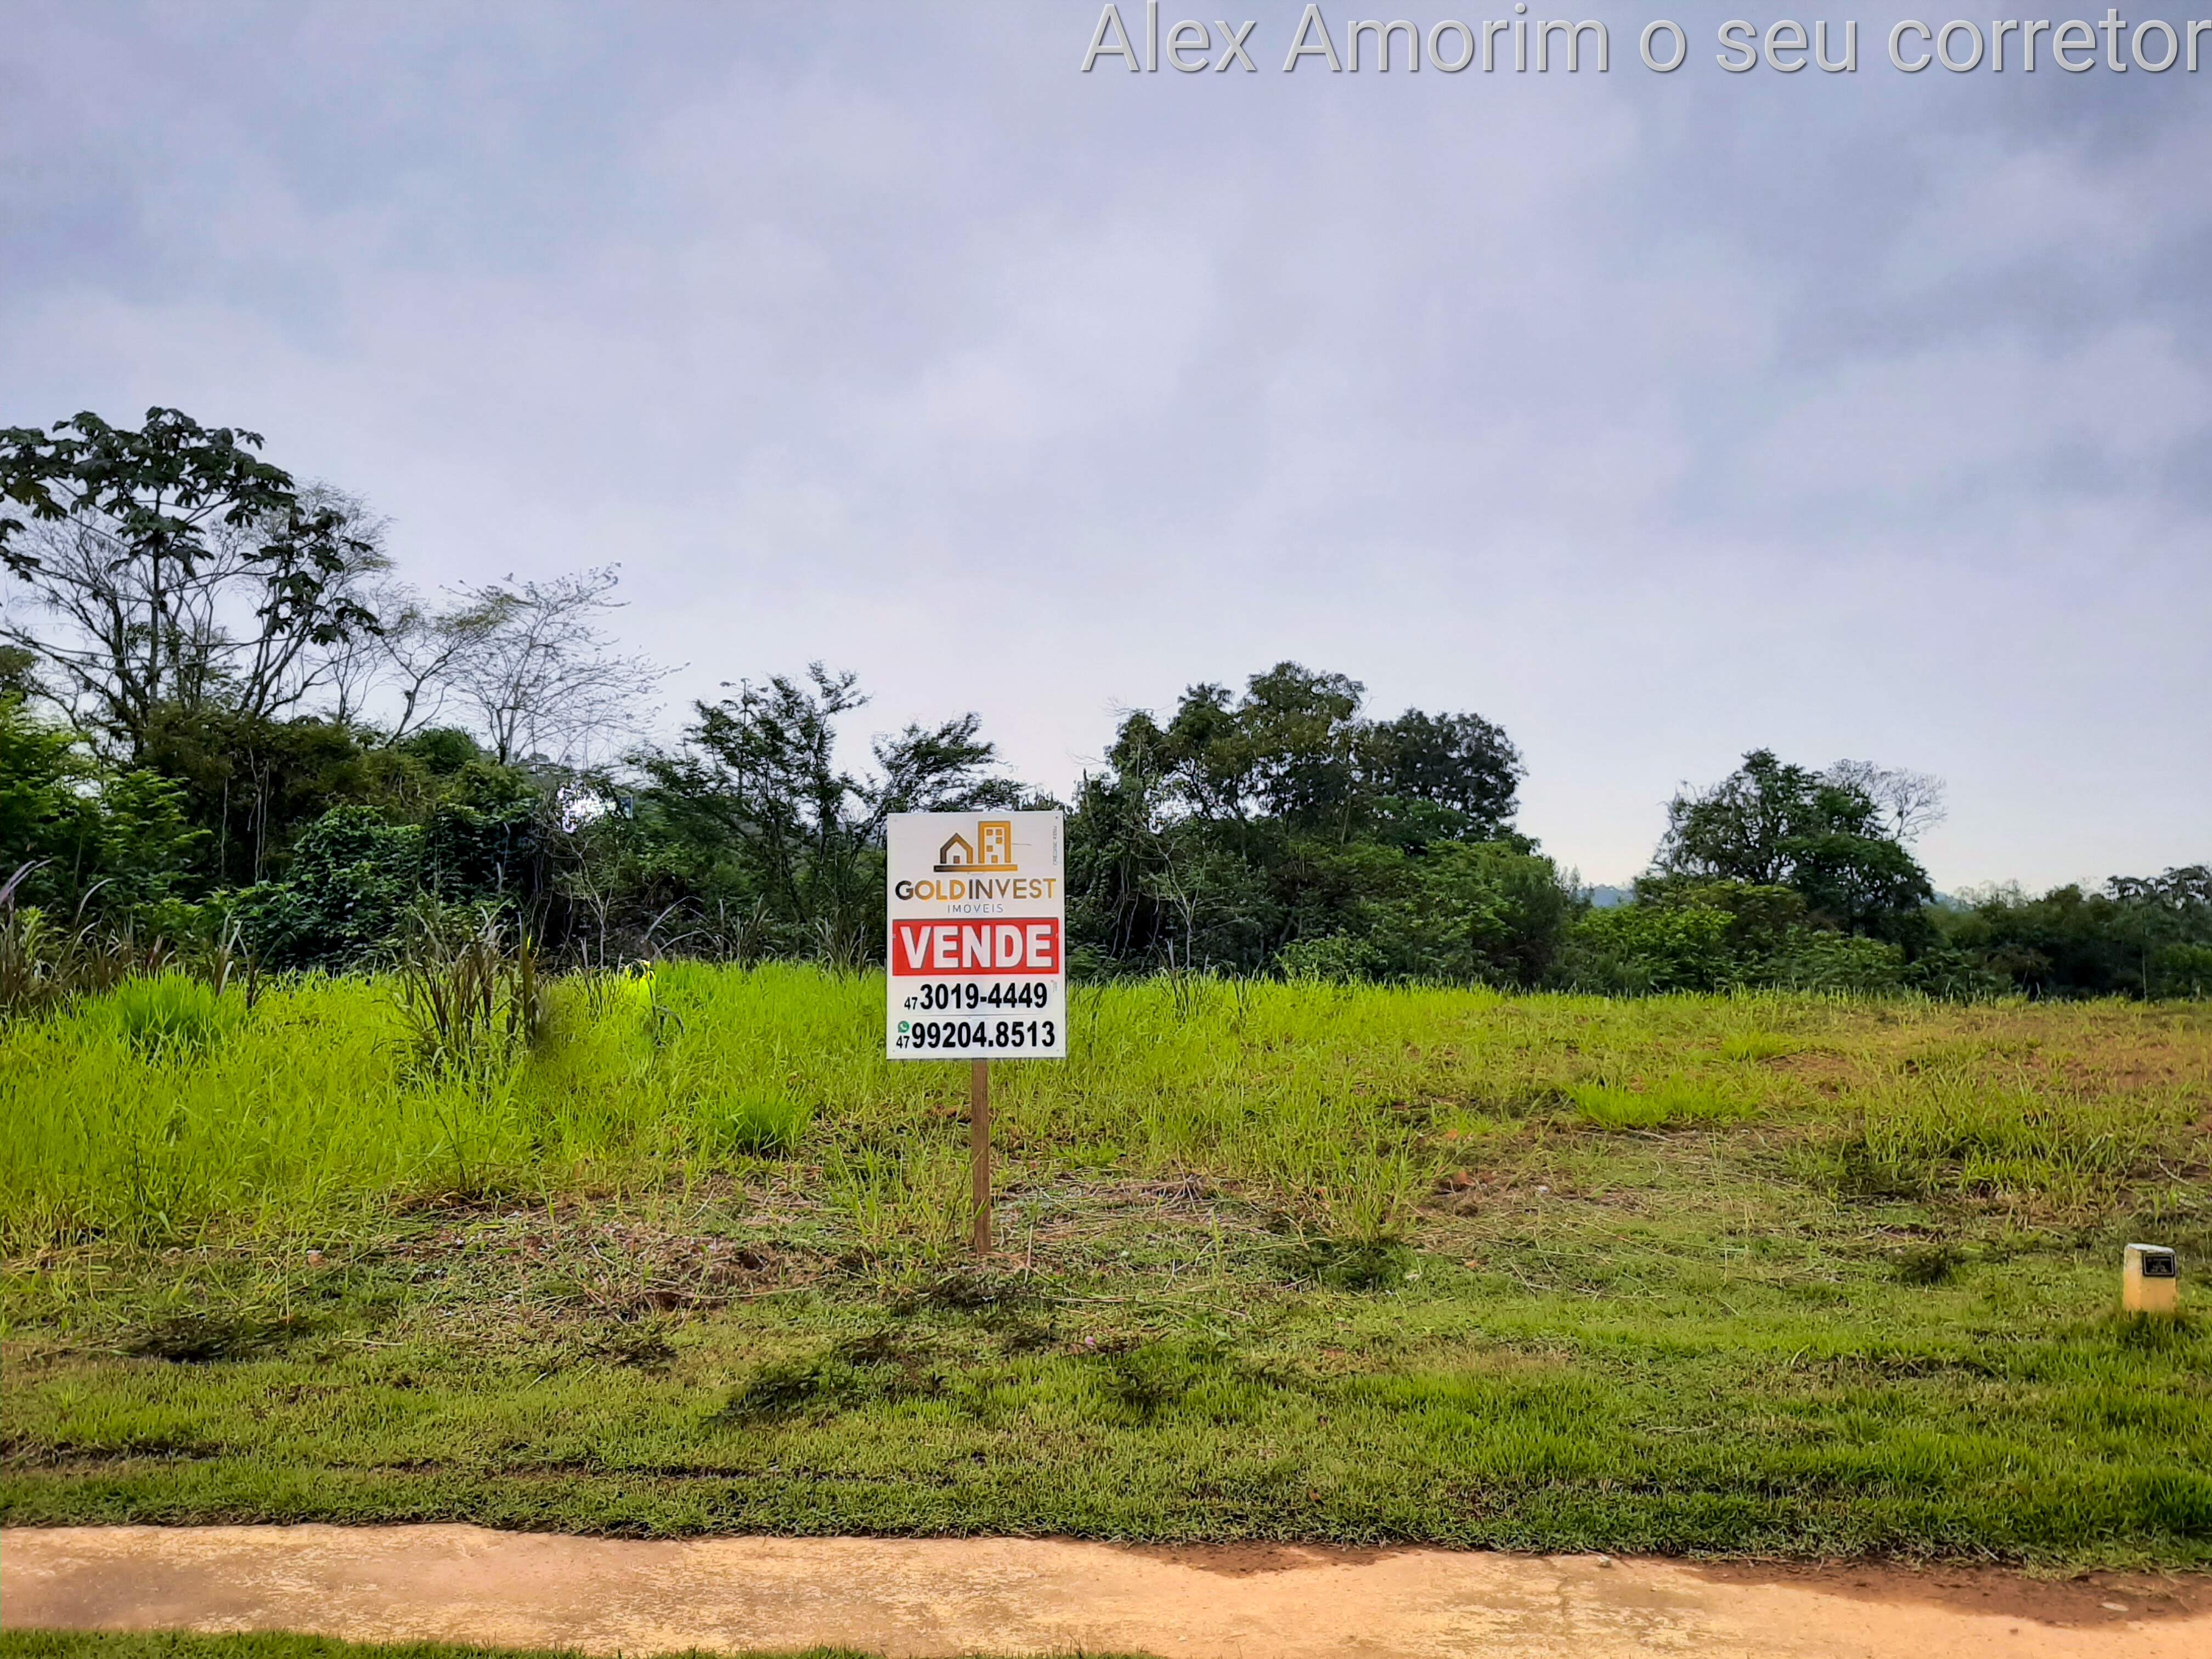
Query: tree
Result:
<box><xmin>0</xmin><ymin>644</ymin><xmax>44</xmax><ymax>702</ymax></box>
<box><xmin>636</xmin><ymin>665</ymin><xmax>1024</xmax><ymax>963</ymax></box>
<box><xmin>0</xmin><ymin>409</ymin><xmax>382</xmax><ymax>758</ymax></box>
<box><xmin>1358</xmin><ymin>840</ymin><xmax>1575</xmax><ymax>985</ymax></box>
<box><xmin>1064</xmin><ymin>757</ymin><xmax>1275</xmax><ymax>973</ymax></box>
<box><xmin>433</xmin><ymin>567</ymin><xmax>667</xmax><ymax>766</ymax></box>
<box><xmin>1368</xmin><ymin>708</ymin><xmax>1522</xmax><ymax>845</ymax></box>
<box><xmin>1824</xmin><ymin>759</ymin><xmax>1945</xmax><ymax>844</ymax></box>
<box><xmin>1655</xmin><ymin>749</ymin><xmax>1933</xmax><ymax>939</ymax></box>
<box><xmin>229</xmin><ymin>783</ymin><xmax>549</xmax><ymax>972</ymax></box>
<box><xmin>134</xmin><ymin>706</ymin><xmax>379</xmax><ymax>887</ymax></box>
<box><xmin>1109</xmin><ymin>662</ymin><xmax>1524</xmax><ymax>844</ymax></box>
<box><xmin>1228</xmin><ymin>663</ymin><xmax>1367</xmax><ymax>831</ymax></box>
<box><xmin>1067</xmin><ymin>663</ymin><xmax>1536</xmax><ymax>973</ymax></box>
<box><xmin>1940</xmin><ymin>865</ymin><xmax>2212</xmax><ymax>998</ymax></box>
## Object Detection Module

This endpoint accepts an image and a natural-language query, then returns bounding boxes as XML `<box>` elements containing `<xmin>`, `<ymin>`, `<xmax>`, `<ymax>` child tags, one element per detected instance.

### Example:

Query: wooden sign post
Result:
<box><xmin>885</xmin><ymin>812</ymin><xmax>1066</xmax><ymax>1259</ymax></box>
<box><xmin>970</xmin><ymin>1059</ymin><xmax>991</xmax><ymax>1255</ymax></box>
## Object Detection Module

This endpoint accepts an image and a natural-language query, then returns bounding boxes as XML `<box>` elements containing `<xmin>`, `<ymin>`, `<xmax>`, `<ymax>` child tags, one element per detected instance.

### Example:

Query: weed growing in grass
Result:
<box><xmin>1831</xmin><ymin>1073</ymin><xmax>2171</xmax><ymax>1220</ymax></box>
<box><xmin>1568</xmin><ymin>1076</ymin><xmax>1745</xmax><ymax>1130</ymax></box>
<box><xmin>391</xmin><ymin>904</ymin><xmax>545</xmax><ymax>1080</ymax></box>
<box><xmin>1092</xmin><ymin>1334</ymin><xmax>1235</xmax><ymax>1423</ymax></box>
<box><xmin>719</xmin><ymin>1334</ymin><xmax>943</xmax><ymax>1423</ymax></box>
<box><xmin>823</xmin><ymin>1137</ymin><xmax>972</xmax><ymax>1265</ymax></box>
<box><xmin>1277</xmin><ymin>1237</ymin><xmax>1412</xmax><ymax>1290</ymax></box>
<box><xmin>719</xmin><ymin>1085</ymin><xmax>814</xmax><ymax>1156</ymax></box>
<box><xmin>0</xmin><ymin>882</ymin><xmax>69</xmax><ymax>1022</ymax></box>
<box><xmin>1</xmin><ymin>895</ymin><xmax>173</xmax><ymax>1025</ymax></box>
<box><xmin>2113</xmin><ymin>1308</ymin><xmax>2201</xmax><ymax>1355</ymax></box>
<box><xmin>83</xmin><ymin>974</ymin><xmax>237</xmax><ymax>1059</ymax></box>
<box><xmin>584</xmin><ymin>1319</ymin><xmax>678</xmax><ymax>1370</ymax></box>
<box><xmin>3</xmin><ymin>865</ymin><xmax>267</xmax><ymax>1028</ymax></box>
<box><xmin>1720</xmin><ymin>1031</ymin><xmax>1800</xmax><ymax>1062</ymax></box>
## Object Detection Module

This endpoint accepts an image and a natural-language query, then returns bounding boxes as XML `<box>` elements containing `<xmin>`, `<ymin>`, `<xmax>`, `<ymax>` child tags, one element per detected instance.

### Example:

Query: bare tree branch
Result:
<box><xmin>1825</xmin><ymin>760</ymin><xmax>1947</xmax><ymax>845</ymax></box>
<box><xmin>435</xmin><ymin>566</ymin><xmax>671</xmax><ymax>766</ymax></box>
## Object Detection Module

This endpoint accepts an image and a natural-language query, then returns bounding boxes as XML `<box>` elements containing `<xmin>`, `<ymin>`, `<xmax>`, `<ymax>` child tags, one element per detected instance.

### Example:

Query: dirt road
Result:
<box><xmin>5</xmin><ymin>1525</ymin><xmax>2207</xmax><ymax>1659</ymax></box>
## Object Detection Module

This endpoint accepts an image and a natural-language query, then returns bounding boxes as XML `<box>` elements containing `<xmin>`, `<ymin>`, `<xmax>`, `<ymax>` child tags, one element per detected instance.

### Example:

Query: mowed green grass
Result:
<box><xmin>3</xmin><ymin>968</ymin><xmax>2209</xmax><ymax>1564</ymax></box>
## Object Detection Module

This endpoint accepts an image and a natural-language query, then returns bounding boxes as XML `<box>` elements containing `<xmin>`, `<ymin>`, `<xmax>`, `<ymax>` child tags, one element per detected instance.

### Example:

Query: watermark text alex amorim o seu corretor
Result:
<box><xmin>1080</xmin><ymin>5</ymin><xmax>2212</xmax><ymax>75</ymax></box>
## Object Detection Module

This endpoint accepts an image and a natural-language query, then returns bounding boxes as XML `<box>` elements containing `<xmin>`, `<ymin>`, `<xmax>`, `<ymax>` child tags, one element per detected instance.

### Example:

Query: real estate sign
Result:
<box><xmin>885</xmin><ymin>810</ymin><xmax>1066</xmax><ymax>1060</ymax></box>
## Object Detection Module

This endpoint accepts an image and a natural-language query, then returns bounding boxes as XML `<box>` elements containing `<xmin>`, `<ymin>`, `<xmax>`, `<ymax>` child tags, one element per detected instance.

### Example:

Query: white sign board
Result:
<box><xmin>885</xmin><ymin>810</ymin><xmax>1066</xmax><ymax>1060</ymax></box>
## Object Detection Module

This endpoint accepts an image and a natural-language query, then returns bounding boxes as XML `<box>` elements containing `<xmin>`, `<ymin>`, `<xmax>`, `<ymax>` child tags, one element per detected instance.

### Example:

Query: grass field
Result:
<box><xmin>3</xmin><ymin>968</ymin><xmax>2209</xmax><ymax>1564</ymax></box>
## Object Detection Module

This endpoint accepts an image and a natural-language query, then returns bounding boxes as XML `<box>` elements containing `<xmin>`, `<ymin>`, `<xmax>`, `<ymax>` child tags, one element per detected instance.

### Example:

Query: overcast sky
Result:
<box><xmin>4</xmin><ymin>2</ymin><xmax>2207</xmax><ymax>888</ymax></box>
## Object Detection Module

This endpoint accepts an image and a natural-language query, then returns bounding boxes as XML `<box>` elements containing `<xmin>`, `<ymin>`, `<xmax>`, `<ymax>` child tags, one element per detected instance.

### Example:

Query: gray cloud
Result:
<box><xmin>3</xmin><ymin>1</ymin><xmax>2206</xmax><ymax>887</ymax></box>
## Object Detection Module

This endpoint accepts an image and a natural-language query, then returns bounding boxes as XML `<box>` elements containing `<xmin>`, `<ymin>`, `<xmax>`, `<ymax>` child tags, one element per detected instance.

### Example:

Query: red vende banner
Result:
<box><xmin>890</xmin><ymin>917</ymin><xmax>1062</xmax><ymax>976</ymax></box>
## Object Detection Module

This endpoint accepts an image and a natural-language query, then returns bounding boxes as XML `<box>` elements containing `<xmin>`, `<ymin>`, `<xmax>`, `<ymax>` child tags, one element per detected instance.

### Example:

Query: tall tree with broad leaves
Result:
<box><xmin>0</xmin><ymin>409</ymin><xmax>381</xmax><ymax>759</ymax></box>
<box><xmin>1655</xmin><ymin>749</ymin><xmax>1934</xmax><ymax>940</ymax></box>
<box><xmin>1066</xmin><ymin>662</ymin><xmax>1533</xmax><ymax>973</ymax></box>
<box><xmin>1112</xmin><ymin>662</ymin><xmax>1523</xmax><ymax>846</ymax></box>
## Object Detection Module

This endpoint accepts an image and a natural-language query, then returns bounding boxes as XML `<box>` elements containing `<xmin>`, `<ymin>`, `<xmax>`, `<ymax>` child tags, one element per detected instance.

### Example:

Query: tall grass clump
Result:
<box><xmin>1720</xmin><ymin>1031</ymin><xmax>1801</xmax><ymax>1063</ymax></box>
<box><xmin>1</xmin><ymin>883</ymin><xmax>174</xmax><ymax>1028</ymax></box>
<box><xmin>80</xmin><ymin>974</ymin><xmax>237</xmax><ymax>1059</ymax></box>
<box><xmin>720</xmin><ymin>1084</ymin><xmax>814</xmax><ymax>1155</ymax></box>
<box><xmin>1569</xmin><ymin>1076</ymin><xmax>1748</xmax><ymax>1130</ymax></box>
<box><xmin>1834</xmin><ymin>1073</ymin><xmax>2166</xmax><ymax>1217</ymax></box>
<box><xmin>0</xmin><ymin>978</ymin><xmax>402</xmax><ymax>1249</ymax></box>
<box><xmin>391</xmin><ymin>902</ymin><xmax>545</xmax><ymax>1078</ymax></box>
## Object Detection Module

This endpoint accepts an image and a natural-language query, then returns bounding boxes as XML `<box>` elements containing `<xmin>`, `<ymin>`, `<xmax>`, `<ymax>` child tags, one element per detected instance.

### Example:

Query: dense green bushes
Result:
<box><xmin>1556</xmin><ymin>879</ymin><xmax>1922</xmax><ymax>996</ymax></box>
<box><xmin>1939</xmin><ymin>870</ymin><xmax>2212</xmax><ymax>1000</ymax></box>
<box><xmin>229</xmin><ymin>792</ymin><xmax>543</xmax><ymax>971</ymax></box>
<box><xmin>1253</xmin><ymin>840</ymin><xmax>1576</xmax><ymax>988</ymax></box>
<box><xmin>0</xmin><ymin>697</ymin><xmax>204</xmax><ymax>918</ymax></box>
<box><xmin>3</xmin><ymin>646</ymin><xmax>2205</xmax><ymax>1003</ymax></box>
<box><xmin>6</xmin><ymin>684</ymin><xmax>2208</xmax><ymax>1003</ymax></box>
<box><xmin>1549</xmin><ymin>873</ymin><xmax>2211</xmax><ymax>1001</ymax></box>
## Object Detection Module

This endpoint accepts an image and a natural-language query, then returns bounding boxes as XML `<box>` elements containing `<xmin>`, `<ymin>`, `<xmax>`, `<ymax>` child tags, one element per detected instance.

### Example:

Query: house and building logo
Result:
<box><xmin>934</xmin><ymin>819</ymin><xmax>1018</xmax><ymax>873</ymax></box>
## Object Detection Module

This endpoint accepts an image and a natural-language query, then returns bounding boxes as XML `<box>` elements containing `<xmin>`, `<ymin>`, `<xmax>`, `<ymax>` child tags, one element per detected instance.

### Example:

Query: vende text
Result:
<box><xmin>891</xmin><ymin>918</ymin><xmax>1062</xmax><ymax>975</ymax></box>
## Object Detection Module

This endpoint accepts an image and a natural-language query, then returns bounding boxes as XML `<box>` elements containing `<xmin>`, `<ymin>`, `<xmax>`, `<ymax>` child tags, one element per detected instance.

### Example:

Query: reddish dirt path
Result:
<box><xmin>5</xmin><ymin>1525</ymin><xmax>2209</xmax><ymax>1659</ymax></box>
